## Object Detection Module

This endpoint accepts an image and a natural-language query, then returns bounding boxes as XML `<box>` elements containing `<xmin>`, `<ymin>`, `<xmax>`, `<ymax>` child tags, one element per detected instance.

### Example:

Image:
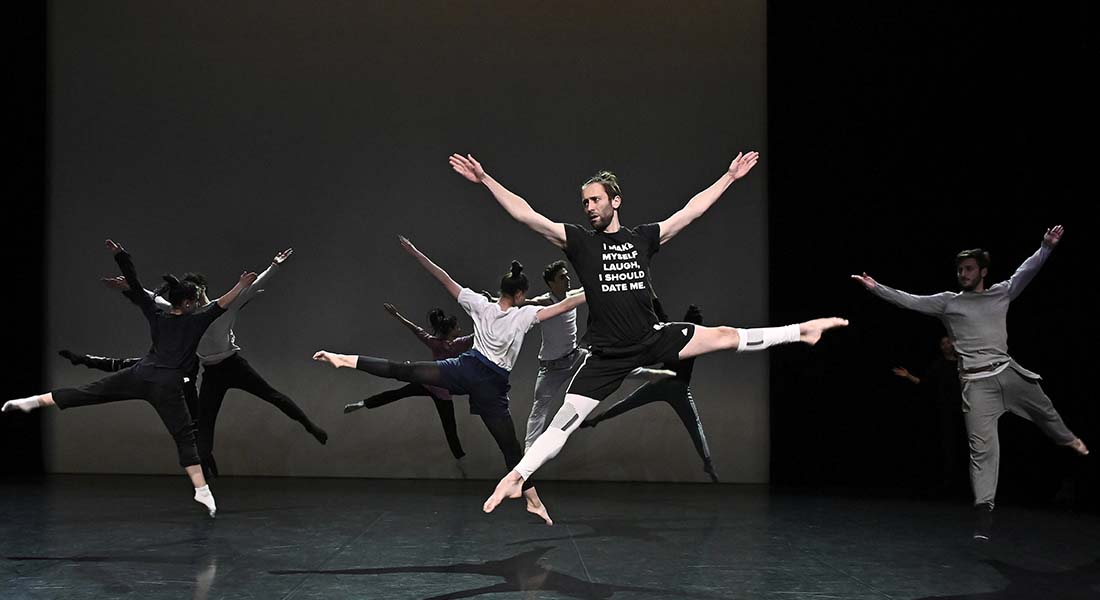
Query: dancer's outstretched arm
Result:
<box><xmin>534</xmin><ymin>293</ymin><xmax>586</xmax><ymax>322</ymax></box>
<box><xmin>101</xmin><ymin>275</ymin><xmax>173</xmax><ymax>309</ymax></box>
<box><xmin>892</xmin><ymin>366</ymin><xmax>922</xmax><ymax>385</ymax></box>
<box><xmin>383</xmin><ymin>302</ymin><xmax>433</xmax><ymax>341</ymax></box>
<box><xmin>517</xmin><ymin>288</ymin><xmax>585</xmax><ymax>307</ymax></box>
<box><xmin>851</xmin><ymin>273</ymin><xmax>951</xmax><ymax>316</ymax></box>
<box><xmin>656</xmin><ymin>151</ymin><xmax>759</xmax><ymax>245</ymax></box>
<box><xmin>1003</xmin><ymin>225</ymin><xmax>1062</xmax><ymax>300</ymax></box>
<box><xmin>398</xmin><ymin>236</ymin><xmax>462</xmax><ymax>298</ymax></box>
<box><xmin>449</xmin><ymin>154</ymin><xmax>567</xmax><ymax>249</ymax></box>
<box><xmin>237</xmin><ymin>247</ymin><xmax>292</xmax><ymax>305</ymax></box>
<box><xmin>215</xmin><ymin>271</ymin><xmax>259</xmax><ymax>309</ymax></box>
<box><xmin>104</xmin><ymin>239</ymin><xmax>157</xmax><ymax>316</ymax></box>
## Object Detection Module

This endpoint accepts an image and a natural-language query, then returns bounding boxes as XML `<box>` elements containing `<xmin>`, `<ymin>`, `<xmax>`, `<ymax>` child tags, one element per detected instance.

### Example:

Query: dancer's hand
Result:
<box><xmin>272</xmin><ymin>247</ymin><xmax>294</xmax><ymax>265</ymax></box>
<box><xmin>1042</xmin><ymin>225</ymin><xmax>1064</xmax><ymax>248</ymax></box>
<box><xmin>239</xmin><ymin>271</ymin><xmax>258</xmax><ymax>286</ymax></box>
<box><xmin>383</xmin><ymin>302</ymin><xmax>399</xmax><ymax>316</ymax></box>
<box><xmin>727</xmin><ymin>151</ymin><xmax>760</xmax><ymax>181</ymax></box>
<box><xmin>850</xmin><ymin>273</ymin><xmax>877</xmax><ymax>289</ymax></box>
<box><xmin>449</xmin><ymin>153</ymin><xmax>486</xmax><ymax>183</ymax></box>
<box><xmin>104</xmin><ymin>239</ymin><xmax>124</xmax><ymax>255</ymax></box>
<box><xmin>397</xmin><ymin>235</ymin><xmax>419</xmax><ymax>256</ymax></box>
<box><xmin>101</xmin><ymin>275</ymin><xmax>131</xmax><ymax>291</ymax></box>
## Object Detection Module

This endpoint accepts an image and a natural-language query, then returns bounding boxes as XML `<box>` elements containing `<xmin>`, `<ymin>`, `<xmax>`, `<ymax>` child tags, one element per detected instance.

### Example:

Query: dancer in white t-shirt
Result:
<box><xmin>313</xmin><ymin>236</ymin><xmax>584</xmax><ymax>525</ymax></box>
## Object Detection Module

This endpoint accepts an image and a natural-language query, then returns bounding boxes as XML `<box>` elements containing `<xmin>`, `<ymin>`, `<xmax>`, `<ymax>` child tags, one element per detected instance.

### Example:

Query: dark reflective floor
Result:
<box><xmin>1</xmin><ymin>476</ymin><xmax>1097</xmax><ymax>599</ymax></box>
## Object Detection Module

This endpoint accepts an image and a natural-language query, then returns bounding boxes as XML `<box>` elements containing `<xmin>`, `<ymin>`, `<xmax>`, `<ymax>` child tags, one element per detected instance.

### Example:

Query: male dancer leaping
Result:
<box><xmin>449</xmin><ymin>151</ymin><xmax>847</xmax><ymax>513</ymax></box>
<box><xmin>853</xmin><ymin>225</ymin><xmax>1088</xmax><ymax>540</ymax></box>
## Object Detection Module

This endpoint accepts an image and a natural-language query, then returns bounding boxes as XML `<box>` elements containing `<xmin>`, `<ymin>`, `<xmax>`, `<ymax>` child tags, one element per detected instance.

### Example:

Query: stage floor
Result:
<box><xmin>1</xmin><ymin>476</ymin><xmax>1096</xmax><ymax>599</ymax></box>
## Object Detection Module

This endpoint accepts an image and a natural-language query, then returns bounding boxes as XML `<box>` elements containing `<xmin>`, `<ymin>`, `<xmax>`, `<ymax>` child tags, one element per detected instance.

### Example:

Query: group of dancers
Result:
<box><xmin>2</xmin><ymin>151</ymin><xmax>1088</xmax><ymax>540</ymax></box>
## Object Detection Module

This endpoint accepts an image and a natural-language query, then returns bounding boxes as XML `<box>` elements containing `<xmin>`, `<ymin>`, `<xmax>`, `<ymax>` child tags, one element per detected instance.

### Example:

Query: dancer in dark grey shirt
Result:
<box><xmin>853</xmin><ymin>225</ymin><xmax>1088</xmax><ymax>540</ymax></box>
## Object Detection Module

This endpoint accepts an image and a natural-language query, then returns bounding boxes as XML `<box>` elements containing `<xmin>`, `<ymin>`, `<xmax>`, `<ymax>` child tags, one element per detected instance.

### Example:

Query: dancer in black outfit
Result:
<box><xmin>2</xmin><ymin>239</ymin><xmax>256</xmax><ymax>517</ymax></box>
<box><xmin>92</xmin><ymin>248</ymin><xmax>327</xmax><ymax>479</ymax></box>
<box><xmin>581</xmin><ymin>301</ymin><xmax>718</xmax><ymax>482</ymax></box>
<box><xmin>344</xmin><ymin>304</ymin><xmax>470</xmax><ymax>461</ymax></box>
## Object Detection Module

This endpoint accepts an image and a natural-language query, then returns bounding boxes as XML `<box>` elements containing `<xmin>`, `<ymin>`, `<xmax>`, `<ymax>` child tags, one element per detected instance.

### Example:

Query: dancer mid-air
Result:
<box><xmin>314</xmin><ymin>236</ymin><xmax>586</xmax><ymax>525</ymax></box>
<box><xmin>449</xmin><ymin>151</ymin><xmax>847</xmax><ymax>514</ymax></box>
<box><xmin>2</xmin><ymin>240</ymin><xmax>257</xmax><ymax>517</ymax></box>
<box><xmin>72</xmin><ymin>248</ymin><xmax>328</xmax><ymax>479</ymax></box>
<box><xmin>343</xmin><ymin>303</ymin><xmax>471</xmax><ymax>463</ymax></box>
<box><xmin>853</xmin><ymin>225</ymin><xmax>1088</xmax><ymax>540</ymax></box>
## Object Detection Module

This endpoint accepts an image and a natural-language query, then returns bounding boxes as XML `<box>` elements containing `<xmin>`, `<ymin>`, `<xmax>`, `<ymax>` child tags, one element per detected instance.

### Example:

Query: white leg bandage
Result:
<box><xmin>735</xmin><ymin>324</ymin><xmax>800</xmax><ymax>352</ymax></box>
<box><xmin>514</xmin><ymin>393</ymin><xmax>600</xmax><ymax>480</ymax></box>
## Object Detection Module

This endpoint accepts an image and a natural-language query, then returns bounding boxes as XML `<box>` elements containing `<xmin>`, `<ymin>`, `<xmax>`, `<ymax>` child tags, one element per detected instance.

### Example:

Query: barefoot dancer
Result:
<box><xmin>2</xmin><ymin>240</ymin><xmax>257</xmax><ymax>517</ymax></box>
<box><xmin>448</xmin><ymin>152</ymin><xmax>847</xmax><ymax>514</ymax></box>
<box><xmin>581</xmin><ymin>301</ymin><xmax>719</xmax><ymax>482</ymax></box>
<box><xmin>314</xmin><ymin>236</ymin><xmax>586</xmax><ymax>525</ymax></box>
<box><xmin>853</xmin><ymin>225</ymin><xmax>1088</xmax><ymax>540</ymax></box>
<box><xmin>343</xmin><ymin>304</ymin><xmax>471</xmax><ymax>461</ymax></box>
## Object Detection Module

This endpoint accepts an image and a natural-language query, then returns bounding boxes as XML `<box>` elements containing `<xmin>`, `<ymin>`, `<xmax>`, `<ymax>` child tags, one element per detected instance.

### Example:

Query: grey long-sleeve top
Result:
<box><xmin>868</xmin><ymin>244</ymin><xmax>1052</xmax><ymax>380</ymax></box>
<box><xmin>152</xmin><ymin>262</ymin><xmax>281</xmax><ymax>366</ymax></box>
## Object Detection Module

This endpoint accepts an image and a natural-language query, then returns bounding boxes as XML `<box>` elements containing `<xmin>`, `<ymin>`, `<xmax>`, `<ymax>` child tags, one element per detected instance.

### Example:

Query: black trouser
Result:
<box><xmin>64</xmin><ymin>352</ymin><xmax>200</xmax><ymax>426</ymax></box>
<box><xmin>363</xmin><ymin>384</ymin><xmax>465</xmax><ymax>460</ymax></box>
<box><xmin>584</xmin><ymin>379</ymin><xmax>717</xmax><ymax>480</ymax></box>
<box><xmin>480</xmin><ymin>413</ymin><xmax>534</xmax><ymax>491</ymax></box>
<box><xmin>355</xmin><ymin>356</ymin><xmax>531</xmax><ymax>489</ymax></box>
<box><xmin>52</xmin><ymin>367</ymin><xmax>200</xmax><ymax>467</ymax></box>
<box><xmin>198</xmin><ymin>353</ymin><xmax>317</xmax><ymax>475</ymax></box>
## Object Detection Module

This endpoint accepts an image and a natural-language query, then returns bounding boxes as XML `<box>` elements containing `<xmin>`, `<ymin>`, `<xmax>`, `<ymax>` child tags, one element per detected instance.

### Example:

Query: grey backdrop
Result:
<box><xmin>47</xmin><ymin>1</ymin><xmax>768</xmax><ymax>482</ymax></box>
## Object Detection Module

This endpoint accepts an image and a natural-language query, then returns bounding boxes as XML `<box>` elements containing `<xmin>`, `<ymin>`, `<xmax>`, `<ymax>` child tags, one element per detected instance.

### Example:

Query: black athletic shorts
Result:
<box><xmin>566</xmin><ymin>322</ymin><xmax>696</xmax><ymax>402</ymax></box>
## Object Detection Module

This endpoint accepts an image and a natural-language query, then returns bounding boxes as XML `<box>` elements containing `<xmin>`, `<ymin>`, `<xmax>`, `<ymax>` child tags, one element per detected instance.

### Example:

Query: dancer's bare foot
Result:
<box><xmin>799</xmin><ymin>318</ymin><xmax>849</xmax><ymax>346</ymax></box>
<box><xmin>523</xmin><ymin>488</ymin><xmax>554</xmax><ymax>526</ymax></box>
<box><xmin>1066</xmin><ymin>437</ymin><xmax>1089</xmax><ymax>456</ymax></box>
<box><xmin>2</xmin><ymin>397</ymin><xmax>44</xmax><ymax>413</ymax></box>
<box><xmin>483</xmin><ymin>471</ymin><xmax>525</xmax><ymax>514</ymax></box>
<box><xmin>343</xmin><ymin>401</ymin><xmax>365</xmax><ymax>414</ymax></box>
<box><xmin>313</xmin><ymin>351</ymin><xmax>354</xmax><ymax>369</ymax></box>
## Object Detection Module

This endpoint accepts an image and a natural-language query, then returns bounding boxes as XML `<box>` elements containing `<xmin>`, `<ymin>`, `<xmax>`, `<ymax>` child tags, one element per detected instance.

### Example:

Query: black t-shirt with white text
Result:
<box><xmin>564</xmin><ymin>222</ymin><xmax>662</xmax><ymax>348</ymax></box>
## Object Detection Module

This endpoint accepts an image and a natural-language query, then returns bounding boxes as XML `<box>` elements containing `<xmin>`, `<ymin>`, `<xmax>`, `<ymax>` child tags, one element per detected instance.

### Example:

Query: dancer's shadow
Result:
<box><xmin>912</xmin><ymin>558</ymin><xmax>1099</xmax><ymax>600</ymax></box>
<box><xmin>505</xmin><ymin>516</ymin><xmax>726</xmax><ymax>546</ymax></box>
<box><xmin>270</xmin><ymin>546</ymin><xmax>724</xmax><ymax>600</ymax></box>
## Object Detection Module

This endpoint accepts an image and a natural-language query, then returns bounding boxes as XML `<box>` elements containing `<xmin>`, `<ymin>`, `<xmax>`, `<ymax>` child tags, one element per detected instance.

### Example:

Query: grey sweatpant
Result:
<box><xmin>525</xmin><ymin>348</ymin><xmax>587</xmax><ymax>451</ymax></box>
<box><xmin>963</xmin><ymin>365</ymin><xmax>1077</xmax><ymax>507</ymax></box>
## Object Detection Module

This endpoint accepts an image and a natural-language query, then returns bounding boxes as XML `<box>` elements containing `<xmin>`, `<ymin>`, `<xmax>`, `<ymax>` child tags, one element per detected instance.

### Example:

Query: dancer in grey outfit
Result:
<box><xmin>853</xmin><ymin>225</ymin><xmax>1088</xmax><ymax>540</ymax></box>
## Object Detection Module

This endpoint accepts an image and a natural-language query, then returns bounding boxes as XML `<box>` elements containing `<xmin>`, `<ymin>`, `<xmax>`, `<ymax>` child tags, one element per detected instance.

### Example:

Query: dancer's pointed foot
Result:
<box><xmin>58</xmin><ymin>349</ymin><xmax>81</xmax><ymax>365</ymax></box>
<box><xmin>343</xmin><ymin>401</ymin><xmax>365</xmax><ymax>414</ymax></box>
<box><xmin>703</xmin><ymin>460</ymin><xmax>720</xmax><ymax>483</ymax></box>
<box><xmin>1066</xmin><ymin>437</ymin><xmax>1089</xmax><ymax>456</ymax></box>
<box><xmin>2</xmin><ymin>397</ymin><xmax>42</xmax><ymax>413</ymax></box>
<box><xmin>579</xmin><ymin>417</ymin><xmax>598</xmax><ymax>429</ymax></box>
<box><xmin>799</xmin><ymin>317</ymin><xmax>849</xmax><ymax>346</ymax></box>
<box><xmin>194</xmin><ymin>485</ymin><xmax>217</xmax><ymax>518</ymax></box>
<box><xmin>306</xmin><ymin>423</ymin><xmax>328</xmax><ymax>445</ymax></box>
<box><xmin>483</xmin><ymin>471</ymin><xmax>525</xmax><ymax>514</ymax></box>
<box><xmin>524</xmin><ymin>488</ymin><xmax>553</xmax><ymax>526</ymax></box>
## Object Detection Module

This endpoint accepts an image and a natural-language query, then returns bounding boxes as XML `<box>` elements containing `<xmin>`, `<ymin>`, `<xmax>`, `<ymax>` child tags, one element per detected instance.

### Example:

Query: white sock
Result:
<box><xmin>735</xmin><ymin>324</ymin><xmax>800</xmax><ymax>352</ymax></box>
<box><xmin>194</xmin><ymin>484</ymin><xmax>217</xmax><ymax>517</ymax></box>
<box><xmin>2</xmin><ymin>396</ymin><xmax>43</xmax><ymax>413</ymax></box>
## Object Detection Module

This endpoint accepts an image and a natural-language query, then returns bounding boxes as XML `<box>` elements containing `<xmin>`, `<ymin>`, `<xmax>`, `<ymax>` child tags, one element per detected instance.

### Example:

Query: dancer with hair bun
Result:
<box><xmin>314</xmin><ymin>236</ymin><xmax>586</xmax><ymax>526</ymax></box>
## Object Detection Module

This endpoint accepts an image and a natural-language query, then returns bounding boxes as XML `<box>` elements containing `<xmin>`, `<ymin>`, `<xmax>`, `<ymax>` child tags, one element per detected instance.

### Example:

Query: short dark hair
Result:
<box><xmin>182</xmin><ymin>272</ymin><xmax>208</xmax><ymax>289</ymax></box>
<box><xmin>543</xmin><ymin>260</ymin><xmax>567</xmax><ymax>284</ymax></box>
<box><xmin>955</xmin><ymin>248</ymin><xmax>991</xmax><ymax>270</ymax></box>
<box><xmin>427</xmin><ymin>308</ymin><xmax>459</xmax><ymax>337</ymax></box>
<box><xmin>500</xmin><ymin>260</ymin><xmax>530</xmax><ymax>297</ymax></box>
<box><xmin>582</xmin><ymin>170</ymin><xmax>622</xmax><ymax>200</ymax></box>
